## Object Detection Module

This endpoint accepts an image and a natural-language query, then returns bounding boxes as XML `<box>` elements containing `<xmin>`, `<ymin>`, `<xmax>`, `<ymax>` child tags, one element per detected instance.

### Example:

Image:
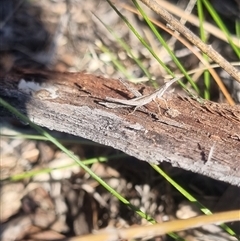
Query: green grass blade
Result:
<box><xmin>105</xmin><ymin>0</ymin><xmax>174</xmax><ymax>81</ymax></box>
<box><xmin>202</xmin><ymin>0</ymin><xmax>240</xmax><ymax>58</ymax></box>
<box><xmin>93</xmin><ymin>13</ymin><xmax>153</xmax><ymax>82</ymax></box>
<box><xmin>235</xmin><ymin>20</ymin><xmax>240</xmax><ymax>41</ymax></box>
<box><xmin>98</xmin><ymin>43</ymin><xmax>132</xmax><ymax>78</ymax></box>
<box><xmin>132</xmin><ymin>0</ymin><xmax>199</xmax><ymax>93</ymax></box>
<box><xmin>151</xmin><ymin>164</ymin><xmax>238</xmax><ymax>237</ymax></box>
<box><xmin>0</xmin><ymin>97</ymin><xmax>155</xmax><ymax>223</ymax></box>
<box><xmin>4</xmin><ymin>157</ymin><xmax>107</xmax><ymax>182</ymax></box>
<box><xmin>197</xmin><ymin>0</ymin><xmax>211</xmax><ymax>99</ymax></box>
<box><xmin>1</xmin><ymin>134</ymin><xmax>102</xmax><ymax>146</ymax></box>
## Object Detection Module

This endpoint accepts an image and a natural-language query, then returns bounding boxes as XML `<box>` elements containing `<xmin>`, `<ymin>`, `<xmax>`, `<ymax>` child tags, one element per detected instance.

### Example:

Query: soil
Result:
<box><xmin>0</xmin><ymin>0</ymin><xmax>239</xmax><ymax>240</ymax></box>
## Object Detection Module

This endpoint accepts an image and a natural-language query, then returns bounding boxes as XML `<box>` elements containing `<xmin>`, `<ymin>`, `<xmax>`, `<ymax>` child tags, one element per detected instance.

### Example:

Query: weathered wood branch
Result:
<box><xmin>1</xmin><ymin>69</ymin><xmax>240</xmax><ymax>185</ymax></box>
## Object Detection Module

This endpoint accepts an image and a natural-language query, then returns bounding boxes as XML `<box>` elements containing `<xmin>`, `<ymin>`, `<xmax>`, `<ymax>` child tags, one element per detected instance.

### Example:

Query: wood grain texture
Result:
<box><xmin>1</xmin><ymin>69</ymin><xmax>240</xmax><ymax>185</ymax></box>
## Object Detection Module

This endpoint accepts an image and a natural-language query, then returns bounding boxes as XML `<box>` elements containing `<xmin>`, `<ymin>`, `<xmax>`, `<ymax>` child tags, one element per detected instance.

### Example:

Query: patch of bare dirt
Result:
<box><xmin>0</xmin><ymin>0</ymin><xmax>239</xmax><ymax>240</ymax></box>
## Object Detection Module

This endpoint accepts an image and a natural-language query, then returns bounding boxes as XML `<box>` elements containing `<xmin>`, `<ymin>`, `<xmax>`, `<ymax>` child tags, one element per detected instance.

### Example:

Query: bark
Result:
<box><xmin>1</xmin><ymin>69</ymin><xmax>240</xmax><ymax>185</ymax></box>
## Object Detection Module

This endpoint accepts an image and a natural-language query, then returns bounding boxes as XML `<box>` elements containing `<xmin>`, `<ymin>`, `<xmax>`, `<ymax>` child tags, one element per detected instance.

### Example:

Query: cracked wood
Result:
<box><xmin>0</xmin><ymin>69</ymin><xmax>240</xmax><ymax>185</ymax></box>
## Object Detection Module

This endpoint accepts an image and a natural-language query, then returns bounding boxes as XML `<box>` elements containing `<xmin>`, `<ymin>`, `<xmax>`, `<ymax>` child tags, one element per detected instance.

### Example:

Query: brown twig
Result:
<box><xmin>139</xmin><ymin>0</ymin><xmax>240</xmax><ymax>83</ymax></box>
<box><xmin>67</xmin><ymin>210</ymin><xmax>240</xmax><ymax>241</ymax></box>
<box><xmin>119</xmin><ymin>2</ymin><xmax>236</xmax><ymax>105</ymax></box>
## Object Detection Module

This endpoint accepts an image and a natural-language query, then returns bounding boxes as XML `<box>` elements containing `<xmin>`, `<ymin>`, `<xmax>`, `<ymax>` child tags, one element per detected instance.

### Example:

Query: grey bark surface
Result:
<box><xmin>1</xmin><ymin>69</ymin><xmax>240</xmax><ymax>185</ymax></box>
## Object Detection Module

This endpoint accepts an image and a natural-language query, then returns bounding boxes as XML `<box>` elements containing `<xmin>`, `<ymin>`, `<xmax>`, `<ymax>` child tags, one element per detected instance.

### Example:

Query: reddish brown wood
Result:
<box><xmin>1</xmin><ymin>69</ymin><xmax>240</xmax><ymax>185</ymax></box>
